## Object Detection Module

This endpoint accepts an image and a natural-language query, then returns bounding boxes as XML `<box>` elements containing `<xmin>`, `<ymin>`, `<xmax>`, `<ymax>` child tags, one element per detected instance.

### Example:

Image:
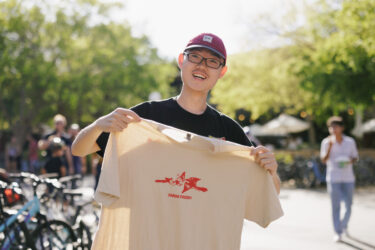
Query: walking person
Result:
<box><xmin>320</xmin><ymin>116</ymin><xmax>359</xmax><ymax>242</ymax></box>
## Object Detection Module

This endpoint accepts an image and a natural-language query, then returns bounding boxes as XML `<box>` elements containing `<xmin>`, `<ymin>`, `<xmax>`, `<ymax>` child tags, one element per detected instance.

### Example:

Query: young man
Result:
<box><xmin>72</xmin><ymin>33</ymin><xmax>280</xmax><ymax>194</ymax></box>
<box><xmin>320</xmin><ymin>116</ymin><xmax>359</xmax><ymax>242</ymax></box>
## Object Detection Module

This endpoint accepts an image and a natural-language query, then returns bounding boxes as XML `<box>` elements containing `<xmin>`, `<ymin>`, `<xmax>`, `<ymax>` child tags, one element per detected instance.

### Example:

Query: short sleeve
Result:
<box><xmin>94</xmin><ymin>133</ymin><xmax>121</xmax><ymax>206</ymax></box>
<box><xmin>320</xmin><ymin>139</ymin><xmax>328</xmax><ymax>159</ymax></box>
<box><xmin>222</xmin><ymin>116</ymin><xmax>253</xmax><ymax>147</ymax></box>
<box><xmin>96</xmin><ymin>132</ymin><xmax>110</xmax><ymax>158</ymax></box>
<box><xmin>244</xmin><ymin>168</ymin><xmax>283</xmax><ymax>228</ymax></box>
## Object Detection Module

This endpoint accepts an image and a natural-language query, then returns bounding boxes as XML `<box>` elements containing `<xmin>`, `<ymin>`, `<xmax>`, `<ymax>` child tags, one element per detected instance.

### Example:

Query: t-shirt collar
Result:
<box><xmin>141</xmin><ymin>119</ymin><xmax>249</xmax><ymax>153</ymax></box>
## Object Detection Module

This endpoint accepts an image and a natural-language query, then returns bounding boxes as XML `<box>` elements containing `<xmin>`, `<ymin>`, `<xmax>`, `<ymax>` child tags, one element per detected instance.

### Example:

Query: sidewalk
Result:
<box><xmin>240</xmin><ymin>187</ymin><xmax>375</xmax><ymax>250</ymax></box>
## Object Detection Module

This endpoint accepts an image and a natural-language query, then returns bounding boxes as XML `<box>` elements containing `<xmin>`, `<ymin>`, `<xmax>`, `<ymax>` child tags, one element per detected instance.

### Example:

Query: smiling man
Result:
<box><xmin>72</xmin><ymin>33</ymin><xmax>281</xmax><ymax>193</ymax></box>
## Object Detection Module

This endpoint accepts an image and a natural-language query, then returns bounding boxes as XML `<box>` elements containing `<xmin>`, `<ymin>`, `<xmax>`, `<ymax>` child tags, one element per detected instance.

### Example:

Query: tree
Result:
<box><xmin>290</xmin><ymin>0</ymin><xmax>375</xmax><ymax>137</ymax></box>
<box><xmin>0</xmin><ymin>0</ymin><xmax>176</xmax><ymax>149</ymax></box>
<box><xmin>211</xmin><ymin>0</ymin><xmax>375</xmax><ymax>143</ymax></box>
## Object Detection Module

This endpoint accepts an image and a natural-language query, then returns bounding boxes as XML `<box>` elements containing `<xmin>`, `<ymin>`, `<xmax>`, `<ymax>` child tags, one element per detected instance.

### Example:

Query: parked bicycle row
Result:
<box><xmin>276</xmin><ymin>154</ymin><xmax>375</xmax><ymax>188</ymax></box>
<box><xmin>0</xmin><ymin>171</ymin><xmax>99</xmax><ymax>249</ymax></box>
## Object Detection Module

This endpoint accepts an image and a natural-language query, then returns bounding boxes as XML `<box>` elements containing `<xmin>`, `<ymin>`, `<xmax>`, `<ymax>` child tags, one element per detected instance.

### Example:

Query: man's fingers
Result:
<box><xmin>263</xmin><ymin>163</ymin><xmax>277</xmax><ymax>174</ymax></box>
<box><xmin>257</xmin><ymin>151</ymin><xmax>274</xmax><ymax>160</ymax></box>
<box><xmin>114</xmin><ymin>113</ymin><xmax>132</xmax><ymax>127</ymax></box>
<box><xmin>259</xmin><ymin>157</ymin><xmax>273</xmax><ymax>166</ymax></box>
<box><xmin>249</xmin><ymin>145</ymin><xmax>278</xmax><ymax>175</ymax></box>
<box><xmin>250</xmin><ymin>145</ymin><xmax>269</xmax><ymax>156</ymax></box>
<box><xmin>115</xmin><ymin>108</ymin><xmax>141</xmax><ymax>122</ymax></box>
<box><xmin>112</xmin><ymin>123</ymin><xmax>125</xmax><ymax>132</ymax></box>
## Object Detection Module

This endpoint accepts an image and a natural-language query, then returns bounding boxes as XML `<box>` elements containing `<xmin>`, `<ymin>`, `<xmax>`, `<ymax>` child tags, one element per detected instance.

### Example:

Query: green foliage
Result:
<box><xmin>292</xmin><ymin>0</ymin><xmax>375</xmax><ymax>112</ymax></box>
<box><xmin>0</xmin><ymin>0</ymin><xmax>176</xmax><ymax>143</ymax></box>
<box><xmin>211</xmin><ymin>0</ymin><xmax>375</xmax><ymax>128</ymax></box>
<box><xmin>211</xmin><ymin>47</ymin><xmax>314</xmax><ymax>120</ymax></box>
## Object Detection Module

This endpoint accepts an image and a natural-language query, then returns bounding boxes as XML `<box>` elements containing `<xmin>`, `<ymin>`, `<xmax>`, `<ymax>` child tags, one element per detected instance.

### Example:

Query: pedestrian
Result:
<box><xmin>5</xmin><ymin>136</ymin><xmax>21</xmax><ymax>173</ymax></box>
<box><xmin>72</xmin><ymin>33</ymin><xmax>282</xmax><ymax>249</ymax></box>
<box><xmin>26</xmin><ymin>133</ymin><xmax>40</xmax><ymax>173</ymax></box>
<box><xmin>320</xmin><ymin>116</ymin><xmax>359</xmax><ymax>242</ymax></box>
<box><xmin>68</xmin><ymin>123</ymin><xmax>86</xmax><ymax>175</ymax></box>
<box><xmin>38</xmin><ymin>114</ymin><xmax>73</xmax><ymax>174</ymax></box>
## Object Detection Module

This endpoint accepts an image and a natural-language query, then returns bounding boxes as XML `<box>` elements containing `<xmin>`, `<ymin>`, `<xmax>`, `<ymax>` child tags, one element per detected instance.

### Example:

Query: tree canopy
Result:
<box><xmin>211</xmin><ymin>0</ymin><xmax>375</xmax><ymax>130</ymax></box>
<box><xmin>0</xmin><ymin>0</ymin><xmax>176</xmax><ymax>144</ymax></box>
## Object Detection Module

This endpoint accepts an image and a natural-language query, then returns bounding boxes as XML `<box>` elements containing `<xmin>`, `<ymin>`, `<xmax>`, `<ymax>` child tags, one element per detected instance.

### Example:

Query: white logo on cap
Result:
<box><xmin>203</xmin><ymin>35</ymin><xmax>213</xmax><ymax>43</ymax></box>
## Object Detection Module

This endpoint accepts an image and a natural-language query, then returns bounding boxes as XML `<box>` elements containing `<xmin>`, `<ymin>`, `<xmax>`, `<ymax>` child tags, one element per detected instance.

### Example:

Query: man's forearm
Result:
<box><xmin>71</xmin><ymin>122</ymin><xmax>102</xmax><ymax>157</ymax></box>
<box><xmin>321</xmin><ymin>146</ymin><xmax>332</xmax><ymax>163</ymax></box>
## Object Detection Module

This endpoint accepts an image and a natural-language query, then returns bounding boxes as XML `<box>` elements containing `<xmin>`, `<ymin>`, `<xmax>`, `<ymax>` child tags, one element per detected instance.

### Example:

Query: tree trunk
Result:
<box><xmin>307</xmin><ymin>115</ymin><xmax>316</xmax><ymax>145</ymax></box>
<box><xmin>351</xmin><ymin>106</ymin><xmax>364</xmax><ymax>138</ymax></box>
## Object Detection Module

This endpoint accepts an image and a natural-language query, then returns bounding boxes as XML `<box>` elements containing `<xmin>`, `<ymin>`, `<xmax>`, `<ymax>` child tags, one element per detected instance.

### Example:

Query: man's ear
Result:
<box><xmin>219</xmin><ymin>65</ymin><xmax>227</xmax><ymax>78</ymax></box>
<box><xmin>177</xmin><ymin>53</ymin><xmax>184</xmax><ymax>69</ymax></box>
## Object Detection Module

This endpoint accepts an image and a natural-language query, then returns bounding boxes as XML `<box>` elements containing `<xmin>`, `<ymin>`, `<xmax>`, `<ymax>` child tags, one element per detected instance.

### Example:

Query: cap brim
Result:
<box><xmin>184</xmin><ymin>45</ymin><xmax>226</xmax><ymax>60</ymax></box>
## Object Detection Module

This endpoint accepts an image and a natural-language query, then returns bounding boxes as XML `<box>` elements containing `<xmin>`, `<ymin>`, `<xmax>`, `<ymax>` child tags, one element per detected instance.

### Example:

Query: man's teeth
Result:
<box><xmin>193</xmin><ymin>74</ymin><xmax>206</xmax><ymax>79</ymax></box>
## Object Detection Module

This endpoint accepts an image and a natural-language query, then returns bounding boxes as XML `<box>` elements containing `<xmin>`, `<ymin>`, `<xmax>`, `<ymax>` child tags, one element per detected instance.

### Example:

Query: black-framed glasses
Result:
<box><xmin>183</xmin><ymin>52</ymin><xmax>224</xmax><ymax>69</ymax></box>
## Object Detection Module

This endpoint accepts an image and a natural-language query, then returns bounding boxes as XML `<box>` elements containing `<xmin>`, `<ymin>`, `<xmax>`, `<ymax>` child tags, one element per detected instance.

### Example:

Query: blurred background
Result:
<box><xmin>1</xmin><ymin>0</ymin><xmax>374</xmax><ymax>187</ymax></box>
<box><xmin>0</xmin><ymin>0</ymin><xmax>374</xmax><ymax>249</ymax></box>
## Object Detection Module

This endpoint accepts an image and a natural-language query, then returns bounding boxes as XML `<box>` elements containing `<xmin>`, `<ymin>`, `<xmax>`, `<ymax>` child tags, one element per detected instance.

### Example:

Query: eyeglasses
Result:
<box><xmin>183</xmin><ymin>52</ymin><xmax>224</xmax><ymax>69</ymax></box>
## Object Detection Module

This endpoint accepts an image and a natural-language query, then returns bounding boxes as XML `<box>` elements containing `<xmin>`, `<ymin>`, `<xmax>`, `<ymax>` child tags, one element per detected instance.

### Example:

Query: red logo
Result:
<box><xmin>155</xmin><ymin>172</ymin><xmax>208</xmax><ymax>194</ymax></box>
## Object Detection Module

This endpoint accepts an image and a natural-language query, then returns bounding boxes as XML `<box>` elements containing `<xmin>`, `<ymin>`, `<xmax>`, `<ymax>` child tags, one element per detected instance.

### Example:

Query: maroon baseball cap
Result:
<box><xmin>184</xmin><ymin>33</ymin><xmax>227</xmax><ymax>62</ymax></box>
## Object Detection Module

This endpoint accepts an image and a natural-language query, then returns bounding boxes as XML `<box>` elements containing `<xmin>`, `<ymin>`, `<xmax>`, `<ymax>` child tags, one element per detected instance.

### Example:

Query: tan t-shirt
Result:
<box><xmin>93</xmin><ymin>119</ymin><xmax>283</xmax><ymax>250</ymax></box>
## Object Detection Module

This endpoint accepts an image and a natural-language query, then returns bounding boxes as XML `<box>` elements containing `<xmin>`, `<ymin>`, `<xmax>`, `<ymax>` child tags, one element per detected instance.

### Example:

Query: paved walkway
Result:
<box><xmin>240</xmin><ymin>186</ymin><xmax>375</xmax><ymax>250</ymax></box>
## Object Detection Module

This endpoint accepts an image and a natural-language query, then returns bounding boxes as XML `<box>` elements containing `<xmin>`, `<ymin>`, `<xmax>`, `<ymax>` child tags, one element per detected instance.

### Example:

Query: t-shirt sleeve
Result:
<box><xmin>320</xmin><ymin>139</ymin><xmax>328</xmax><ymax>159</ymax></box>
<box><xmin>94</xmin><ymin>133</ymin><xmax>121</xmax><ymax>206</ymax></box>
<box><xmin>223</xmin><ymin>117</ymin><xmax>254</xmax><ymax>147</ymax></box>
<box><xmin>244</xmin><ymin>167</ymin><xmax>283</xmax><ymax>228</ymax></box>
<box><xmin>95</xmin><ymin>102</ymin><xmax>152</xmax><ymax>157</ymax></box>
<box><xmin>96</xmin><ymin>132</ymin><xmax>110</xmax><ymax>158</ymax></box>
<box><xmin>130</xmin><ymin>101</ymin><xmax>152</xmax><ymax>119</ymax></box>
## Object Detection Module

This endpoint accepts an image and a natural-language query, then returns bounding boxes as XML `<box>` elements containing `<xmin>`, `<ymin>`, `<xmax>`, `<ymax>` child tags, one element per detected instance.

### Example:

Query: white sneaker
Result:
<box><xmin>333</xmin><ymin>234</ymin><xmax>342</xmax><ymax>242</ymax></box>
<box><xmin>343</xmin><ymin>228</ymin><xmax>350</xmax><ymax>237</ymax></box>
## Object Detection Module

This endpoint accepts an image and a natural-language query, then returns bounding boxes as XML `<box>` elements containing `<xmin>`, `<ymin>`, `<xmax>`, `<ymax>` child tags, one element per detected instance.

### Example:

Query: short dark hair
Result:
<box><xmin>327</xmin><ymin>116</ymin><xmax>344</xmax><ymax>127</ymax></box>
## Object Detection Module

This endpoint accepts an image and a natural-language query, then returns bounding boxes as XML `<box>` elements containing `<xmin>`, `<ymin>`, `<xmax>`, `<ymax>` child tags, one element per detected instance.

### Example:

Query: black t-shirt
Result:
<box><xmin>96</xmin><ymin>97</ymin><xmax>253</xmax><ymax>157</ymax></box>
<box><xmin>44</xmin><ymin>156</ymin><xmax>66</xmax><ymax>178</ymax></box>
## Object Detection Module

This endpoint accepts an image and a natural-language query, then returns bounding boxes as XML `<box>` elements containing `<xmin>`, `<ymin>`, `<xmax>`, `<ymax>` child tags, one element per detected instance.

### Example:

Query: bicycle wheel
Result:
<box><xmin>0</xmin><ymin>221</ymin><xmax>31</xmax><ymax>250</ymax></box>
<box><xmin>32</xmin><ymin>220</ymin><xmax>77</xmax><ymax>250</ymax></box>
<box><xmin>75</xmin><ymin>221</ymin><xmax>92</xmax><ymax>250</ymax></box>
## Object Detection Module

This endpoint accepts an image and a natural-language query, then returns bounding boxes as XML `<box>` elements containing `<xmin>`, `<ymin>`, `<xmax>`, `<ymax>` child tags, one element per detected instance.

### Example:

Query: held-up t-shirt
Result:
<box><xmin>96</xmin><ymin>97</ymin><xmax>254</xmax><ymax>157</ymax></box>
<box><xmin>93</xmin><ymin>119</ymin><xmax>283</xmax><ymax>250</ymax></box>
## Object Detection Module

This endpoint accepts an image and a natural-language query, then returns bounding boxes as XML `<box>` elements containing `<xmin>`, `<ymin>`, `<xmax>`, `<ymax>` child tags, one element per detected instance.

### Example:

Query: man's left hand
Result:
<box><xmin>250</xmin><ymin>146</ymin><xmax>278</xmax><ymax>175</ymax></box>
<box><xmin>250</xmin><ymin>146</ymin><xmax>280</xmax><ymax>194</ymax></box>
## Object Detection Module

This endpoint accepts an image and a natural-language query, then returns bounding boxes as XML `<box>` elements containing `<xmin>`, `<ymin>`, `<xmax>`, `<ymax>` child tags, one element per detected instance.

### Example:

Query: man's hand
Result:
<box><xmin>72</xmin><ymin>108</ymin><xmax>141</xmax><ymax>157</ymax></box>
<box><xmin>250</xmin><ymin>146</ymin><xmax>278</xmax><ymax>175</ymax></box>
<box><xmin>250</xmin><ymin>146</ymin><xmax>280</xmax><ymax>194</ymax></box>
<box><xmin>94</xmin><ymin>108</ymin><xmax>141</xmax><ymax>133</ymax></box>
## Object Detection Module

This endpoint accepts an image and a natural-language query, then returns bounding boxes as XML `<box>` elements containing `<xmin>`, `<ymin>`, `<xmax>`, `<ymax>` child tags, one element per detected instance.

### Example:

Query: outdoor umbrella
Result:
<box><xmin>260</xmin><ymin>114</ymin><xmax>310</xmax><ymax>135</ymax></box>
<box><xmin>361</xmin><ymin>119</ymin><xmax>375</xmax><ymax>133</ymax></box>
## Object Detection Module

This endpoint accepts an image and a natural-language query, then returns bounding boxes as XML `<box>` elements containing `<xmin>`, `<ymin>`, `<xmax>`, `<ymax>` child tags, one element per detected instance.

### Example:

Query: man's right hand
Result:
<box><xmin>94</xmin><ymin>108</ymin><xmax>141</xmax><ymax>133</ymax></box>
<box><xmin>71</xmin><ymin>108</ymin><xmax>141</xmax><ymax>157</ymax></box>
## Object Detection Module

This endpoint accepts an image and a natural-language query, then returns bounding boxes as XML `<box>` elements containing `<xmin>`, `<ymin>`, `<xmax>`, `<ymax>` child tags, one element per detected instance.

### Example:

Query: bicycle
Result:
<box><xmin>31</xmin><ymin>174</ymin><xmax>96</xmax><ymax>249</ymax></box>
<box><xmin>1</xmin><ymin>174</ymin><xmax>77</xmax><ymax>249</ymax></box>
